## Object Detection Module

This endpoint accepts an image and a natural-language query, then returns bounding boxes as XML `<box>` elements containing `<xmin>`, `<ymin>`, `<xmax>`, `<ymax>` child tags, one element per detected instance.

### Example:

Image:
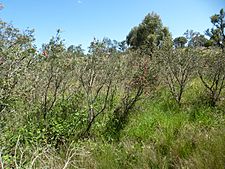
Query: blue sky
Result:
<box><xmin>0</xmin><ymin>0</ymin><xmax>224</xmax><ymax>51</ymax></box>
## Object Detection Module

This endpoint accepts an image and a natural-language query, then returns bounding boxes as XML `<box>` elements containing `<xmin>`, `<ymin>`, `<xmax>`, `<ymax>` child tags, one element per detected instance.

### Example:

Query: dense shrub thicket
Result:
<box><xmin>0</xmin><ymin>9</ymin><xmax>224</xmax><ymax>169</ymax></box>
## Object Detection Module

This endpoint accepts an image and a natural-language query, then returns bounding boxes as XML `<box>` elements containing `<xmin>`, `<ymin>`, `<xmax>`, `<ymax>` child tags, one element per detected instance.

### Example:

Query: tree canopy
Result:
<box><xmin>126</xmin><ymin>12</ymin><xmax>171</xmax><ymax>54</ymax></box>
<box><xmin>173</xmin><ymin>36</ymin><xmax>187</xmax><ymax>48</ymax></box>
<box><xmin>206</xmin><ymin>8</ymin><xmax>225</xmax><ymax>50</ymax></box>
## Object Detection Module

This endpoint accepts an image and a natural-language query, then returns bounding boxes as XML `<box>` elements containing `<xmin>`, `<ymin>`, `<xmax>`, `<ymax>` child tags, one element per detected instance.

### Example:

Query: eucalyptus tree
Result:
<box><xmin>126</xmin><ymin>12</ymin><xmax>171</xmax><ymax>56</ymax></box>
<box><xmin>184</xmin><ymin>30</ymin><xmax>208</xmax><ymax>47</ymax></box>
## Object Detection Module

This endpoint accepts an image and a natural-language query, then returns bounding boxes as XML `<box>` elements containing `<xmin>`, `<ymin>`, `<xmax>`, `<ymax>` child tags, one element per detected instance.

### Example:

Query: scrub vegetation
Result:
<box><xmin>0</xmin><ymin>8</ymin><xmax>225</xmax><ymax>169</ymax></box>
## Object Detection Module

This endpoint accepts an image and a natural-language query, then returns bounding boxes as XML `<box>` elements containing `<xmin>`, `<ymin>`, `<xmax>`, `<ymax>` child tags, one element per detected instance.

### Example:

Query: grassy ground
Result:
<box><xmin>1</xmin><ymin>80</ymin><xmax>225</xmax><ymax>169</ymax></box>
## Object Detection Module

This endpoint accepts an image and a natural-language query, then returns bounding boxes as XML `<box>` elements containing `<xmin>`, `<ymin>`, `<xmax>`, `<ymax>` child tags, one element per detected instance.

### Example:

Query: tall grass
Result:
<box><xmin>1</xmin><ymin>80</ymin><xmax>225</xmax><ymax>169</ymax></box>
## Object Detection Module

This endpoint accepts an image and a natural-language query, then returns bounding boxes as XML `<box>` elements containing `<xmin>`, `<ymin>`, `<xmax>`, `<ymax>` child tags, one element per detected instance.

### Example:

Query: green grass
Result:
<box><xmin>1</xmin><ymin>80</ymin><xmax>225</xmax><ymax>169</ymax></box>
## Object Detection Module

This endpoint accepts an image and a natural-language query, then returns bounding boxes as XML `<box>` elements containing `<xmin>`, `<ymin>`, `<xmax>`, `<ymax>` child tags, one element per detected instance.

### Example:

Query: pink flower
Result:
<box><xmin>42</xmin><ymin>51</ymin><xmax>48</xmax><ymax>57</ymax></box>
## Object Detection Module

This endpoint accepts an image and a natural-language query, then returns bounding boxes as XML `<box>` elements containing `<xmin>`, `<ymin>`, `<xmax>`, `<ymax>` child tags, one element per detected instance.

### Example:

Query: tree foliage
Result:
<box><xmin>173</xmin><ymin>36</ymin><xmax>187</xmax><ymax>48</ymax></box>
<box><xmin>206</xmin><ymin>8</ymin><xmax>225</xmax><ymax>50</ymax></box>
<box><xmin>126</xmin><ymin>12</ymin><xmax>171</xmax><ymax>55</ymax></box>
